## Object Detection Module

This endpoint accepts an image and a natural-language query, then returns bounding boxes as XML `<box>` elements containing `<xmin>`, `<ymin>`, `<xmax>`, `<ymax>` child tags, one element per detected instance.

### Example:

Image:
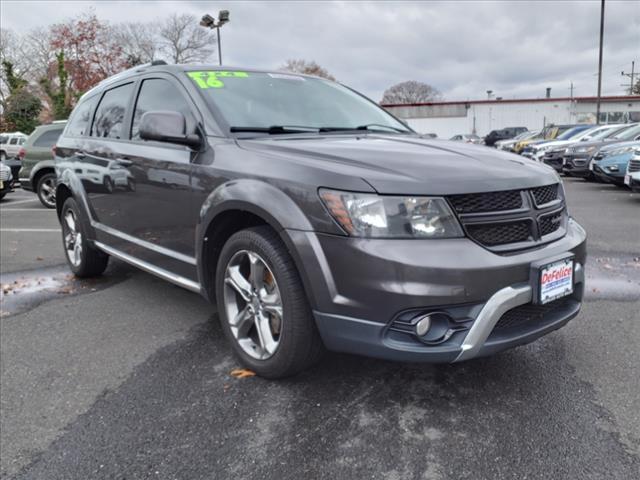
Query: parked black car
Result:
<box><xmin>54</xmin><ymin>64</ymin><xmax>586</xmax><ymax>378</ymax></box>
<box><xmin>484</xmin><ymin>127</ymin><xmax>528</xmax><ymax>147</ymax></box>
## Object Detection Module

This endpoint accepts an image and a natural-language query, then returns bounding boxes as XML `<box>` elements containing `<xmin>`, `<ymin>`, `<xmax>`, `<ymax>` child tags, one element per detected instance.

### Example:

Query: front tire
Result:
<box><xmin>215</xmin><ymin>226</ymin><xmax>323</xmax><ymax>378</ymax></box>
<box><xmin>60</xmin><ymin>197</ymin><xmax>109</xmax><ymax>277</ymax></box>
<box><xmin>37</xmin><ymin>172</ymin><xmax>57</xmax><ymax>208</ymax></box>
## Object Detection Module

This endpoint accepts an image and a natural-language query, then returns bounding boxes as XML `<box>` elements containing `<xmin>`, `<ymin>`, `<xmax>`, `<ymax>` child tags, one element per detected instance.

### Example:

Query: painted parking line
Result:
<box><xmin>0</xmin><ymin>198</ymin><xmax>42</xmax><ymax>206</ymax></box>
<box><xmin>0</xmin><ymin>229</ymin><xmax>61</xmax><ymax>234</ymax></box>
<box><xmin>0</xmin><ymin>208</ymin><xmax>55</xmax><ymax>212</ymax></box>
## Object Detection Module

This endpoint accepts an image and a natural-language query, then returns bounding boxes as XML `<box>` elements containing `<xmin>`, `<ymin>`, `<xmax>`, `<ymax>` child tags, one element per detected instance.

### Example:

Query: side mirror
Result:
<box><xmin>139</xmin><ymin>111</ymin><xmax>201</xmax><ymax>149</ymax></box>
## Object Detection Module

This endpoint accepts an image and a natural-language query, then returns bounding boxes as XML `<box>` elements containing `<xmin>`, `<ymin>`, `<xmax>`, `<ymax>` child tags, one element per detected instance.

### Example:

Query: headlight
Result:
<box><xmin>319</xmin><ymin>189</ymin><xmax>464</xmax><ymax>238</ymax></box>
<box><xmin>607</xmin><ymin>165</ymin><xmax>619</xmax><ymax>172</ymax></box>
<box><xmin>576</xmin><ymin>145</ymin><xmax>597</xmax><ymax>153</ymax></box>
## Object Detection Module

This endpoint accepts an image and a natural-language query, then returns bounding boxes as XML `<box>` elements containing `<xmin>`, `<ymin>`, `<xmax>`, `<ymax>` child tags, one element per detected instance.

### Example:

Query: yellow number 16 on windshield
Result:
<box><xmin>187</xmin><ymin>71</ymin><xmax>249</xmax><ymax>89</ymax></box>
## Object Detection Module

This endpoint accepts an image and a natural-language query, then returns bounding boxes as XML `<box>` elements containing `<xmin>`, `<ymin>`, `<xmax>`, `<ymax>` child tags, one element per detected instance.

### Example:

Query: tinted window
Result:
<box><xmin>91</xmin><ymin>83</ymin><xmax>134</xmax><ymax>139</ymax></box>
<box><xmin>9</xmin><ymin>137</ymin><xmax>18</xmax><ymax>145</ymax></box>
<box><xmin>67</xmin><ymin>97</ymin><xmax>97</xmax><ymax>137</ymax></box>
<box><xmin>33</xmin><ymin>128</ymin><xmax>64</xmax><ymax>147</ymax></box>
<box><xmin>131</xmin><ymin>78</ymin><xmax>196</xmax><ymax>140</ymax></box>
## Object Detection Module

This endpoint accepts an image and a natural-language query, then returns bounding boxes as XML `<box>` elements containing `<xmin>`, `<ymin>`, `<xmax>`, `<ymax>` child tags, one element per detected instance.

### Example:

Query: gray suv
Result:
<box><xmin>54</xmin><ymin>64</ymin><xmax>587</xmax><ymax>378</ymax></box>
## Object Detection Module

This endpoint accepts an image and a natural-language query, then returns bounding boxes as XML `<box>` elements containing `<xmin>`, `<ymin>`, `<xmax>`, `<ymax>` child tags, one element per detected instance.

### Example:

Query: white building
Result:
<box><xmin>383</xmin><ymin>95</ymin><xmax>640</xmax><ymax>139</ymax></box>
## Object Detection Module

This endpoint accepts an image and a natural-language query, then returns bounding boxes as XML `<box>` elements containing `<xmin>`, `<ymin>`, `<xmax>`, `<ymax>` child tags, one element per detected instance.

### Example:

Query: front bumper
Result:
<box><xmin>288</xmin><ymin>219</ymin><xmax>587</xmax><ymax>363</ymax></box>
<box><xmin>542</xmin><ymin>151</ymin><xmax>566</xmax><ymax>172</ymax></box>
<box><xmin>562</xmin><ymin>154</ymin><xmax>592</xmax><ymax>176</ymax></box>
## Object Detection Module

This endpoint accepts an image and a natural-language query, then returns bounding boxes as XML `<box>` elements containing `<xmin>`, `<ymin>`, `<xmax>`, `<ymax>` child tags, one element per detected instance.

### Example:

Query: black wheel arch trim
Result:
<box><xmin>196</xmin><ymin>179</ymin><xmax>317</xmax><ymax>307</ymax></box>
<box><xmin>56</xmin><ymin>169</ymin><xmax>97</xmax><ymax>240</ymax></box>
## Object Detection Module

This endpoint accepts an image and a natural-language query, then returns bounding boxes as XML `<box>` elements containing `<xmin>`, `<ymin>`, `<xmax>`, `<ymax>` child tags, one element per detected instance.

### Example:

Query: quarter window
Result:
<box><xmin>91</xmin><ymin>83</ymin><xmax>134</xmax><ymax>139</ymax></box>
<box><xmin>33</xmin><ymin>128</ymin><xmax>64</xmax><ymax>147</ymax></box>
<box><xmin>67</xmin><ymin>97</ymin><xmax>97</xmax><ymax>137</ymax></box>
<box><xmin>131</xmin><ymin>78</ymin><xmax>196</xmax><ymax>140</ymax></box>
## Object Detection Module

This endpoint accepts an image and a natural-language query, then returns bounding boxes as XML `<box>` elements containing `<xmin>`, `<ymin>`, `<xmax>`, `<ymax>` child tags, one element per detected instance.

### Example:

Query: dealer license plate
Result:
<box><xmin>589</xmin><ymin>160</ymin><xmax>594</xmax><ymax>171</ymax></box>
<box><xmin>539</xmin><ymin>258</ymin><xmax>574</xmax><ymax>304</ymax></box>
<box><xmin>625</xmin><ymin>175</ymin><xmax>631</xmax><ymax>186</ymax></box>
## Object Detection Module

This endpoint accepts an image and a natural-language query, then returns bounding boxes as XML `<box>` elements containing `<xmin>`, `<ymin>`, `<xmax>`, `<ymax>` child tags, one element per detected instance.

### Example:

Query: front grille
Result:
<box><xmin>0</xmin><ymin>169</ymin><xmax>10</xmax><ymax>181</ymax></box>
<box><xmin>493</xmin><ymin>297</ymin><xmax>570</xmax><ymax>331</ymax></box>
<box><xmin>448</xmin><ymin>190</ymin><xmax>523</xmax><ymax>214</ymax></box>
<box><xmin>539</xmin><ymin>211</ymin><xmax>563</xmax><ymax>236</ymax></box>
<box><xmin>466</xmin><ymin>221</ymin><xmax>532</xmax><ymax>246</ymax></box>
<box><xmin>531</xmin><ymin>184</ymin><xmax>559</xmax><ymax>206</ymax></box>
<box><xmin>448</xmin><ymin>183</ymin><xmax>566</xmax><ymax>252</ymax></box>
<box><xmin>629</xmin><ymin>159</ymin><xmax>640</xmax><ymax>173</ymax></box>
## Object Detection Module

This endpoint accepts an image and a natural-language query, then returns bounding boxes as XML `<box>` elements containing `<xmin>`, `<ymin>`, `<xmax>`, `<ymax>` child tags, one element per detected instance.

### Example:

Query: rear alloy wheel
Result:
<box><xmin>37</xmin><ymin>172</ymin><xmax>57</xmax><ymax>208</ymax></box>
<box><xmin>216</xmin><ymin>226</ymin><xmax>323</xmax><ymax>378</ymax></box>
<box><xmin>60</xmin><ymin>197</ymin><xmax>109</xmax><ymax>277</ymax></box>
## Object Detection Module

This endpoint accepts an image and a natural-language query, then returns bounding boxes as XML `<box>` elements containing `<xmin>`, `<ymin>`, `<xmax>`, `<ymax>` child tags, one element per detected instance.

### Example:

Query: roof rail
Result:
<box><xmin>95</xmin><ymin>60</ymin><xmax>169</xmax><ymax>88</ymax></box>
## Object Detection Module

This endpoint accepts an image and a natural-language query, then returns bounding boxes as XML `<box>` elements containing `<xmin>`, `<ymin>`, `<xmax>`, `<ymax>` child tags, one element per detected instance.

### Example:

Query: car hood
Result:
<box><xmin>598</xmin><ymin>140</ymin><xmax>640</xmax><ymax>154</ymax></box>
<box><xmin>238</xmin><ymin>134</ymin><xmax>558</xmax><ymax>195</ymax></box>
<box><xmin>568</xmin><ymin>138</ymin><xmax>620</xmax><ymax>151</ymax></box>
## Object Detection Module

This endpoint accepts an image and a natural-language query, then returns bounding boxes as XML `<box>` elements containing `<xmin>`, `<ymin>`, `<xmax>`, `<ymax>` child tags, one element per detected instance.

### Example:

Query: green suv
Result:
<box><xmin>18</xmin><ymin>121</ymin><xmax>66</xmax><ymax>208</ymax></box>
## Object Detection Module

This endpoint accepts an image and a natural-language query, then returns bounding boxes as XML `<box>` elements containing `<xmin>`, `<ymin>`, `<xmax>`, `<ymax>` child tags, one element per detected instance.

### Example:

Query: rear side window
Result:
<box><xmin>33</xmin><ymin>128</ymin><xmax>64</xmax><ymax>147</ymax></box>
<box><xmin>131</xmin><ymin>78</ymin><xmax>196</xmax><ymax>140</ymax></box>
<box><xmin>66</xmin><ymin>97</ymin><xmax>97</xmax><ymax>137</ymax></box>
<box><xmin>91</xmin><ymin>83</ymin><xmax>134</xmax><ymax>139</ymax></box>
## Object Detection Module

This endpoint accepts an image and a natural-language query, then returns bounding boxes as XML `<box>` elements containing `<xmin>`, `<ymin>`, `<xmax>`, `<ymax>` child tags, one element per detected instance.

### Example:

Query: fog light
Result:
<box><xmin>415</xmin><ymin>315</ymin><xmax>432</xmax><ymax>337</ymax></box>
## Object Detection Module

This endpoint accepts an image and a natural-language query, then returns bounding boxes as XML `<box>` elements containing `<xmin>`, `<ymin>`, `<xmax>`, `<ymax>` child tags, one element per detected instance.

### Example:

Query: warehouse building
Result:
<box><xmin>383</xmin><ymin>95</ymin><xmax>640</xmax><ymax>139</ymax></box>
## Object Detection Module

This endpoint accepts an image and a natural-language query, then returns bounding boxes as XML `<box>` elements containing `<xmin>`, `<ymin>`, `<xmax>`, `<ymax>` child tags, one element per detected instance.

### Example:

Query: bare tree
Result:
<box><xmin>112</xmin><ymin>22</ymin><xmax>159</xmax><ymax>66</ymax></box>
<box><xmin>280</xmin><ymin>59</ymin><xmax>335</xmax><ymax>81</ymax></box>
<box><xmin>159</xmin><ymin>13</ymin><xmax>216</xmax><ymax>64</ymax></box>
<box><xmin>380</xmin><ymin>80</ymin><xmax>442</xmax><ymax>105</ymax></box>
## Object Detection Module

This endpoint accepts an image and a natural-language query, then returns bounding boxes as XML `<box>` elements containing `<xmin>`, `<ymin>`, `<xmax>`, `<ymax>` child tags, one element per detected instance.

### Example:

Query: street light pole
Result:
<box><xmin>596</xmin><ymin>0</ymin><xmax>605</xmax><ymax>124</ymax></box>
<box><xmin>200</xmin><ymin>11</ymin><xmax>230</xmax><ymax>66</ymax></box>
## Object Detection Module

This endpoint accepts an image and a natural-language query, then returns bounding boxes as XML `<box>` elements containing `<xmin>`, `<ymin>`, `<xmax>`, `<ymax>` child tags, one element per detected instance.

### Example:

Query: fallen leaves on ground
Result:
<box><xmin>230</xmin><ymin>368</ymin><xmax>256</xmax><ymax>379</ymax></box>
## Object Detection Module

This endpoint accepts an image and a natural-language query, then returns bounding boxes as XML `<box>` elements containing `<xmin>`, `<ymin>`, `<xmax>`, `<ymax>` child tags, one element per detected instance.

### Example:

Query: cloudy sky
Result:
<box><xmin>2</xmin><ymin>0</ymin><xmax>639</xmax><ymax>102</ymax></box>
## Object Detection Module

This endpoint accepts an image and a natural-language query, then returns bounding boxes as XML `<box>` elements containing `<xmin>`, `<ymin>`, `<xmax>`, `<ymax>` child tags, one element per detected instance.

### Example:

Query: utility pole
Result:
<box><xmin>569</xmin><ymin>81</ymin><xmax>574</xmax><ymax>99</ymax></box>
<box><xmin>621</xmin><ymin>61</ymin><xmax>636</xmax><ymax>95</ymax></box>
<box><xmin>595</xmin><ymin>0</ymin><xmax>605</xmax><ymax>124</ymax></box>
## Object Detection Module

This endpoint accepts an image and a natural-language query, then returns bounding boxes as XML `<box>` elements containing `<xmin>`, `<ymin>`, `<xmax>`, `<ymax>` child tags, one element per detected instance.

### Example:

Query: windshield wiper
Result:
<box><xmin>319</xmin><ymin>124</ymin><xmax>410</xmax><ymax>133</ymax></box>
<box><xmin>230</xmin><ymin>125</ymin><xmax>319</xmax><ymax>134</ymax></box>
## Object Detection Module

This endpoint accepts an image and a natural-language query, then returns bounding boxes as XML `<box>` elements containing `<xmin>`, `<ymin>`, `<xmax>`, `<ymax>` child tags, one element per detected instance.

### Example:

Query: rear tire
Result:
<box><xmin>103</xmin><ymin>176</ymin><xmax>114</xmax><ymax>193</ymax></box>
<box><xmin>215</xmin><ymin>226</ymin><xmax>323</xmax><ymax>378</ymax></box>
<box><xmin>60</xmin><ymin>197</ymin><xmax>109</xmax><ymax>278</ymax></box>
<box><xmin>37</xmin><ymin>172</ymin><xmax>57</xmax><ymax>209</ymax></box>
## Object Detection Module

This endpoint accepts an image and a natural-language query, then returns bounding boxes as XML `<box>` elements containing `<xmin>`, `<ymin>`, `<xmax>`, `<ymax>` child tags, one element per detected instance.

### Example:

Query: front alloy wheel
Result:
<box><xmin>223</xmin><ymin>250</ymin><xmax>283</xmax><ymax>360</ymax></box>
<box><xmin>215</xmin><ymin>226</ymin><xmax>323</xmax><ymax>378</ymax></box>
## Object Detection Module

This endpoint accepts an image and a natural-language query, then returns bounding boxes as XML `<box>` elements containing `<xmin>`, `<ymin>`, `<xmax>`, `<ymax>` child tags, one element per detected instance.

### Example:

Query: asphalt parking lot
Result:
<box><xmin>1</xmin><ymin>179</ymin><xmax>639</xmax><ymax>480</ymax></box>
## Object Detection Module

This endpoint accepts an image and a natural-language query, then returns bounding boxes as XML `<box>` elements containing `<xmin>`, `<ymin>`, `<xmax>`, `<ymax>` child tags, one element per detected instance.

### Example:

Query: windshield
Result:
<box><xmin>590</xmin><ymin>126</ymin><xmax>623</xmax><ymax>140</ymax></box>
<box><xmin>187</xmin><ymin>70</ymin><xmax>411</xmax><ymax>134</ymax></box>
<box><xmin>556</xmin><ymin>127</ymin><xmax>587</xmax><ymax>140</ymax></box>
<box><xmin>512</xmin><ymin>131</ymin><xmax>531</xmax><ymax>140</ymax></box>
<box><xmin>612</xmin><ymin>124</ymin><xmax>640</xmax><ymax>140</ymax></box>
